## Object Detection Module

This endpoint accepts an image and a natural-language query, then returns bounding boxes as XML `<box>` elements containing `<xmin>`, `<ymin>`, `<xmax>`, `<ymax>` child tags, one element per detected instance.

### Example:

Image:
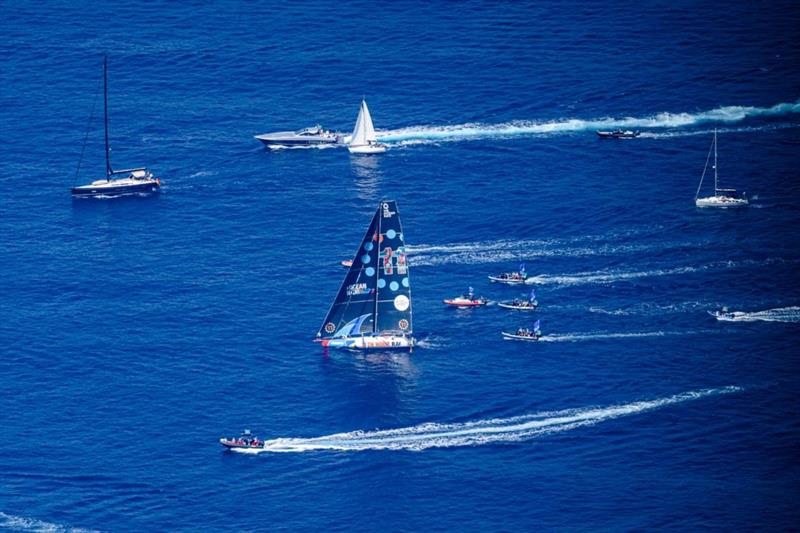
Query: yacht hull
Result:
<box><xmin>348</xmin><ymin>144</ymin><xmax>387</xmax><ymax>154</ymax></box>
<box><xmin>71</xmin><ymin>180</ymin><xmax>160</xmax><ymax>198</ymax></box>
<box><xmin>695</xmin><ymin>196</ymin><xmax>748</xmax><ymax>208</ymax></box>
<box><xmin>501</xmin><ymin>332</ymin><xmax>541</xmax><ymax>341</ymax></box>
<box><xmin>321</xmin><ymin>335</ymin><xmax>414</xmax><ymax>351</ymax></box>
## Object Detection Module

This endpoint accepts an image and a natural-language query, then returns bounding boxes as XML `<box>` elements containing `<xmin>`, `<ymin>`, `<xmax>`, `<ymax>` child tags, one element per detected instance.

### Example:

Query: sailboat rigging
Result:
<box><xmin>71</xmin><ymin>56</ymin><xmax>161</xmax><ymax>198</ymax></box>
<box><xmin>348</xmin><ymin>99</ymin><xmax>387</xmax><ymax>154</ymax></box>
<box><xmin>694</xmin><ymin>129</ymin><xmax>748</xmax><ymax>208</ymax></box>
<box><xmin>316</xmin><ymin>200</ymin><xmax>414</xmax><ymax>351</ymax></box>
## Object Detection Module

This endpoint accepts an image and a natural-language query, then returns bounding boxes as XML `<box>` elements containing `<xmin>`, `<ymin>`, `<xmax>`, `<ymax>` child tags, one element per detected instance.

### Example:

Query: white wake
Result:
<box><xmin>404</xmin><ymin>229</ymin><xmax>692</xmax><ymax>267</ymax></box>
<box><xmin>0</xmin><ymin>512</ymin><xmax>97</xmax><ymax>533</ymax></box>
<box><xmin>538</xmin><ymin>331</ymin><xmax>672</xmax><ymax>342</ymax></box>
<box><xmin>715</xmin><ymin>306</ymin><xmax>800</xmax><ymax>323</ymax></box>
<box><xmin>241</xmin><ymin>387</ymin><xmax>740</xmax><ymax>453</ymax></box>
<box><xmin>375</xmin><ymin>101</ymin><xmax>800</xmax><ymax>144</ymax></box>
<box><xmin>523</xmin><ymin>258</ymin><xmax>786</xmax><ymax>287</ymax></box>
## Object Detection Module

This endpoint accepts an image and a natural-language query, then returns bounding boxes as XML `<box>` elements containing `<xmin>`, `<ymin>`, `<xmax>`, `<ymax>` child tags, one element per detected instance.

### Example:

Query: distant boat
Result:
<box><xmin>254</xmin><ymin>125</ymin><xmax>341</xmax><ymax>148</ymax></box>
<box><xmin>444</xmin><ymin>287</ymin><xmax>489</xmax><ymax>308</ymax></box>
<box><xmin>219</xmin><ymin>429</ymin><xmax>263</xmax><ymax>450</ymax></box>
<box><xmin>316</xmin><ymin>200</ymin><xmax>413</xmax><ymax>350</ymax></box>
<box><xmin>489</xmin><ymin>264</ymin><xmax>528</xmax><ymax>285</ymax></box>
<box><xmin>502</xmin><ymin>320</ymin><xmax>542</xmax><ymax>341</ymax></box>
<box><xmin>708</xmin><ymin>306</ymin><xmax>745</xmax><ymax>321</ymax></box>
<box><xmin>443</xmin><ymin>296</ymin><xmax>488</xmax><ymax>308</ymax></box>
<box><xmin>348</xmin><ymin>100</ymin><xmax>387</xmax><ymax>154</ymax></box>
<box><xmin>341</xmin><ymin>260</ymin><xmax>353</xmax><ymax>268</ymax></box>
<box><xmin>596</xmin><ymin>129</ymin><xmax>640</xmax><ymax>139</ymax></box>
<box><xmin>694</xmin><ymin>129</ymin><xmax>748</xmax><ymax>208</ymax></box>
<box><xmin>71</xmin><ymin>57</ymin><xmax>160</xmax><ymax>198</ymax></box>
<box><xmin>498</xmin><ymin>289</ymin><xmax>538</xmax><ymax>310</ymax></box>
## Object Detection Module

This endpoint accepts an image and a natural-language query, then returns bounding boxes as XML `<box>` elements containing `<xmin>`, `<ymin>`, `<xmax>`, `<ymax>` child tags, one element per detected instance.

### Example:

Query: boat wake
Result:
<box><xmin>537</xmin><ymin>330</ymin><xmax>704</xmax><ymax>342</ymax></box>
<box><xmin>640</xmin><ymin>122</ymin><xmax>800</xmax><ymax>139</ymax></box>
<box><xmin>715</xmin><ymin>306</ymin><xmax>800</xmax><ymax>323</ymax></box>
<box><xmin>376</xmin><ymin>101</ymin><xmax>800</xmax><ymax>144</ymax></box>
<box><xmin>244</xmin><ymin>387</ymin><xmax>740</xmax><ymax>453</ymax></box>
<box><xmin>405</xmin><ymin>229</ymin><xmax>693</xmax><ymax>267</ymax></box>
<box><xmin>524</xmin><ymin>258</ymin><xmax>785</xmax><ymax>287</ymax></box>
<box><xmin>0</xmin><ymin>512</ymin><xmax>97</xmax><ymax>533</ymax></box>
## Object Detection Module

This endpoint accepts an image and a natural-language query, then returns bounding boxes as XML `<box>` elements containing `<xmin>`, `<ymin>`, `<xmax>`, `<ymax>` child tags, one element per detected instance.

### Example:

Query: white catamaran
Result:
<box><xmin>694</xmin><ymin>129</ymin><xmax>748</xmax><ymax>208</ymax></box>
<box><xmin>316</xmin><ymin>200</ymin><xmax>414</xmax><ymax>350</ymax></box>
<box><xmin>348</xmin><ymin>99</ymin><xmax>387</xmax><ymax>154</ymax></box>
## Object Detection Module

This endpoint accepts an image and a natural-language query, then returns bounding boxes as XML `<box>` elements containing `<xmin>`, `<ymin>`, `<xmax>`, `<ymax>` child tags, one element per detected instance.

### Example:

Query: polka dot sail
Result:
<box><xmin>316</xmin><ymin>201</ymin><xmax>414</xmax><ymax>350</ymax></box>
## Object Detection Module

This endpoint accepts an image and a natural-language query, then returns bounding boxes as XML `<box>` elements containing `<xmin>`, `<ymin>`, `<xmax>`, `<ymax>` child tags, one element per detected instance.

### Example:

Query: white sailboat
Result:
<box><xmin>695</xmin><ymin>129</ymin><xmax>748</xmax><ymax>208</ymax></box>
<box><xmin>348</xmin><ymin>99</ymin><xmax>387</xmax><ymax>154</ymax></box>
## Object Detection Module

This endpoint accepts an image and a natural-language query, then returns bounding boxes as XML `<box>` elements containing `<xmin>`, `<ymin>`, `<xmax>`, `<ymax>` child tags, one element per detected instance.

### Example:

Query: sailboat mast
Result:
<box><xmin>373</xmin><ymin>206</ymin><xmax>381</xmax><ymax>334</ymax></box>
<box><xmin>104</xmin><ymin>56</ymin><xmax>112</xmax><ymax>178</ymax></box>
<box><xmin>713</xmin><ymin>128</ymin><xmax>718</xmax><ymax>196</ymax></box>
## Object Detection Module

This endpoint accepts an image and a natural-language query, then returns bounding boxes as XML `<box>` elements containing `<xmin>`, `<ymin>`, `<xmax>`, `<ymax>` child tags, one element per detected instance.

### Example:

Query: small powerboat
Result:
<box><xmin>341</xmin><ymin>260</ymin><xmax>353</xmax><ymax>268</ymax></box>
<box><xmin>500</xmin><ymin>320</ymin><xmax>542</xmax><ymax>341</ymax></box>
<box><xmin>502</xmin><ymin>321</ymin><xmax>542</xmax><ymax>341</ymax></box>
<box><xmin>596</xmin><ymin>129</ymin><xmax>640</xmax><ymax>139</ymax></box>
<box><xmin>489</xmin><ymin>263</ymin><xmax>529</xmax><ymax>285</ymax></box>
<box><xmin>444</xmin><ymin>296</ymin><xmax>488</xmax><ymax>308</ymax></box>
<box><xmin>444</xmin><ymin>287</ymin><xmax>488</xmax><ymax>308</ymax></box>
<box><xmin>254</xmin><ymin>125</ymin><xmax>341</xmax><ymax>148</ymax></box>
<box><xmin>499</xmin><ymin>289</ymin><xmax>538</xmax><ymax>310</ymax></box>
<box><xmin>498</xmin><ymin>299</ymin><xmax>538</xmax><ymax>310</ymax></box>
<box><xmin>220</xmin><ymin>429</ymin><xmax>263</xmax><ymax>450</ymax></box>
<box><xmin>708</xmin><ymin>307</ymin><xmax>745</xmax><ymax>321</ymax></box>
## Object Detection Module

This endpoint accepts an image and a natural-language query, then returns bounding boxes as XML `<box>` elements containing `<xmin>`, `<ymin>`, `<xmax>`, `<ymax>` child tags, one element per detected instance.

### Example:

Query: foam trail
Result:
<box><xmin>245</xmin><ymin>387</ymin><xmax>740</xmax><ymax>453</ymax></box>
<box><xmin>376</xmin><ymin>101</ymin><xmax>800</xmax><ymax>143</ymax></box>
<box><xmin>535</xmin><ymin>330</ymin><xmax>716</xmax><ymax>342</ymax></box>
<box><xmin>715</xmin><ymin>306</ymin><xmax>800</xmax><ymax>323</ymax></box>
<box><xmin>524</xmin><ymin>258</ymin><xmax>786</xmax><ymax>287</ymax></box>
<box><xmin>640</xmin><ymin>122</ymin><xmax>800</xmax><ymax>139</ymax></box>
<box><xmin>405</xmin><ymin>230</ymin><xmax>695</xmax><ymax>267</ymax></box>
<box><xmin>0</xmin><ymin>512</ymin><xmax>98</xmax><ymax>533</ymax></box>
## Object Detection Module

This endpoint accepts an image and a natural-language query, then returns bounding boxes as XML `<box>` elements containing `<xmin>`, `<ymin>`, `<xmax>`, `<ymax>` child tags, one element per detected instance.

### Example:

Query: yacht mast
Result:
<box><xmin>713</xmin><ymin>128</ymin><xmax>718</xmax><ymax>196</ymax></box>
<box><xmin>104</xmin><ymin>56</ymin><xmax>113</xmax><ymax>179</ymax></box>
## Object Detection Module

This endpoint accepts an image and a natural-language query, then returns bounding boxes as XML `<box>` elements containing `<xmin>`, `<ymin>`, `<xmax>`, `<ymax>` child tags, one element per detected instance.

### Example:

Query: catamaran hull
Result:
<box><xmin>321</xmin><ymin>335</ymin><xmax>414</xmax><ymax>351</ymax></box>
<box><xmin>71</xmin><ymin>181</ymin><xmax>160</xmax><ymax>198</ymax></box>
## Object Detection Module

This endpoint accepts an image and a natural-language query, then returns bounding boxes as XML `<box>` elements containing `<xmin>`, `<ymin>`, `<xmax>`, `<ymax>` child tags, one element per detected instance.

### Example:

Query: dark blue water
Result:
<box><xmin>2</xmin><ymin>1</ymin><xmax>800</xmax><ymax>530</ymax></box>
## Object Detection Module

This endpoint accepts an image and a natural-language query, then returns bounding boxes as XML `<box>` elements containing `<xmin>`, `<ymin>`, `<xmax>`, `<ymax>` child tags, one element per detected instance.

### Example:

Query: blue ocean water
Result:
<box><xmin>2</xmin><ymin>1</ymin><xmax>800</xmax><ymax>530</ymax></box>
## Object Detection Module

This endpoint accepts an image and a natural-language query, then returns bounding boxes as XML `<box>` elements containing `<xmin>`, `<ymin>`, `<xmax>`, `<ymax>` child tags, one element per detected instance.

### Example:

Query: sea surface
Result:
<box><xmin>2</xmin><ymin>1</ymin><xmax>800</xmax><ymax>531</ymax></box>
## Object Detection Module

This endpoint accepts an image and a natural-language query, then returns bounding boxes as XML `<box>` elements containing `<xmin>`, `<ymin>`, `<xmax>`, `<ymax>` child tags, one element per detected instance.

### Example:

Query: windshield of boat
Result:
<box><xmin>297</xmin><ymin>126</ymin><xmax>322</xmax><ymax>136</ymax></box>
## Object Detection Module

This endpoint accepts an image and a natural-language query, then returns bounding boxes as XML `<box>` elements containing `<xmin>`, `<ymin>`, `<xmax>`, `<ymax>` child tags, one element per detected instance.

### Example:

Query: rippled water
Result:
<box><xmin>1</xmin><ymin>1</ymin><xmax>799</xmax><ymax>531</ymax></box>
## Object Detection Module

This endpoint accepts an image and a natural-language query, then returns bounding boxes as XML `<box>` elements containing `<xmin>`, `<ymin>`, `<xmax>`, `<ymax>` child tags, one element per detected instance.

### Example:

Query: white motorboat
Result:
<box><xmin>254</xmin><ymin>125</ymin><xmax>341</xmax><ymax>148</ymax></box>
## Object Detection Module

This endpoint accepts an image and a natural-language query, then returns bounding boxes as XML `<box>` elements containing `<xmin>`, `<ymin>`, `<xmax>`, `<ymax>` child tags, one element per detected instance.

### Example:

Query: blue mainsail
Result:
<box><xmin>318</xmin><ymin>200</ymin><xmax>413</xmax><ymax>338</ymax></box>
